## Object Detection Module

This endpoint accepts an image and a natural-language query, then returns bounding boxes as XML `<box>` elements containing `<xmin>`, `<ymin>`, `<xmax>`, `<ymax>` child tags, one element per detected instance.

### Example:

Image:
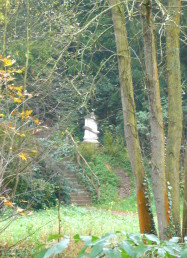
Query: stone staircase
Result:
<box><xmin>62</xmin><ymin>160</ymin><xmax>92</xmax><ymax>206</ymax></box>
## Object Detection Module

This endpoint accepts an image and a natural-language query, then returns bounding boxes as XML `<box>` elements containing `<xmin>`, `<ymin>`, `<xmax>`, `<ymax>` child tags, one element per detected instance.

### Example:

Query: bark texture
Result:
<box><xmin>140</xmin><ymin>0</ymin><xmax>170</xmax><ymax>239</ymax></box>
<box><xmin>166</xmin><ymin>0</ymin><xmax>182</xmax><ymax>236</ymax></box>
<box><xmin>182</xmin><ymin>145</ymin><xmax>187</xmax><ymax>239</ymax></box>
<box><xmin>109</xmin><ymin>0</ymin><xmax>156</xmax><ymax>235</ymax></box>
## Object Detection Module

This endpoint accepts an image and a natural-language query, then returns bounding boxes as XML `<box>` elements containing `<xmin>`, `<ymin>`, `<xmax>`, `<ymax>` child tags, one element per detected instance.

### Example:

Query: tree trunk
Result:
<box><xmin>182</xmin><ymin>144</ymin><xmax>187</xmax><ymax>239</ymax></box>
<box><xmin>140</xmin><ymin>0</ymin><xmax>170</xmax><ymax>239</ymax></box>
<box><xmin>108</xmin><ymin>0</ymin><xmax>156</xmax><ymax>235</ymax></box>
<box><xmin>165</xmin><ymin>0</ymin><xmax>182</xmax><ymax>237</ymax></box>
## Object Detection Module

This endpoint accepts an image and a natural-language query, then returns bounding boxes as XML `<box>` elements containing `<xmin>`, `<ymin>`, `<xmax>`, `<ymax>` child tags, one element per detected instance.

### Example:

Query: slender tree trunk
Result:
<box><xmin>140</xmin><ymin>0</ymin><xmax>170</xmax><ymax>239</ymax></box>
<box><xmin>2</xmin><ymin>0</ymin><xmax>8</xmax><ymax>56</ymax></box>
<box><xmin>108</xmin><ymin>0</ymin><xmax>156</xmax><ymax>235</ymax></box>
<box><xmin>182</xmin><ymin>144</ymin><xmax>187</xmax><ymax>239</ymax></box>
<box><xmin>165</xmin><ymin>0</ymin><xmax>182</xmax><ymax>237</ymax></box>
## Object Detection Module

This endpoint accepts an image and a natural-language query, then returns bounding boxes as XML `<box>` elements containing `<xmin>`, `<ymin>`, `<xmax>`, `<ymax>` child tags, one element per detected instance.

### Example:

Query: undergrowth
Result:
<box><xmin>0</xmin><ymin>206</ymin><xmax>139</xmax><ymax>257</ymax></box>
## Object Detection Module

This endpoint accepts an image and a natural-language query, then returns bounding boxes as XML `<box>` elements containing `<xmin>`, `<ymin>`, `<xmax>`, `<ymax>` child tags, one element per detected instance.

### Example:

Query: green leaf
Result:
<box><xmin>128</xmin><ymin>234</ymin><xmax>143</xmax><ymax>245</ymax></box>
<box><xmin>181</xmin><ymin>249</ymin><xmax>187</xmax><ymax>258</ymax></box>
<box><xmin>80</xmin><ymin>236</ymin><xmax>92</xmax><ymax>245</ymax></box>
<box><xmin>78</xmin><ymin>245</ymin><xmax>88</xmax><ymax>257</ymax></box>
<box><xmin>144</xmin><ymin>234</ymin><xmax>160</xmax><ymax>244</ymax></box>
<box><xmin>77</xmin><ymin>254</ymin><xmax>88</xmax><ymax>258</ymax></box>
<box><xmin>104</xmin><ymin>247</ymin><xmax>122</xmax><ymax>258</ymax></box>
<box><xmin>47</xmin><ymin>234</ymin><xmax>62</xmax><ymax>241</ymax></box>
<box><xmin>74</xmin><ymin>234</ymin><xmax>81</xmax><ymax>243</ymax></box>
<box><xmin>169</xmin><ymin>237</ymin><xmax>179</xmax><ymax>243</ymax></box>
<box><xmin>163</xmin><ymin>246</ymin><xmax>176</xmax><ymax>257</ymax></box>
<box><xmin>43</xmin><ymin>238</ymin><xmax>70</xmax><ymax>258</ymax></box>
<box><xmin>74</xmin><ymin>235</ymin><xmax>93</xmax><ymax>245</ymax></box>
<box><xmin>156</xmin><ymin>247</ymin><xmax>166</xmax><ymax>257</ymax></box>
<box><xmin>36</xmin><ymin>249</ymin><xmax>48</xmax><ymax>258</ymax></box>
<box><xmin>119</xmin><ymin>241</ymin><xmax>134</xmax><ymax>257</ymax></box>
<box><xmin>90</xmin><ymin>243</ymin><xmax>104</xmax><ymax>258</ymax></box>
<box><xmin>133</xmin><ymin>245</ymin><xmax>151</xmax><ymax>258</ymax></box>
<box><xmin>92</xmin><ymin>235</ymin><xmax>99</xmax><ymax>242</ymax></box>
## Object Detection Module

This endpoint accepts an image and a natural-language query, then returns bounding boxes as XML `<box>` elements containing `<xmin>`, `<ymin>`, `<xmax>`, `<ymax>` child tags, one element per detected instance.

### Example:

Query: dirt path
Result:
<box><xmin>113</xmin><ymin>168</ymin><xmax>131</xmax><ymax>199</ymax></box>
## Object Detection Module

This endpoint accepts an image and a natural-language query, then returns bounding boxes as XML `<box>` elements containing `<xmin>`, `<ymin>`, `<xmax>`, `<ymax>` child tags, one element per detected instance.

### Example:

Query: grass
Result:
<box><xmin>1</xmin><ymin>206</ymin><xmax>139</xmax><ymax>245</ymax></box>
<box><xmin>0</xmin><ymin>205</ymin><xmax>139</xmax><ymax>257</ymax></box>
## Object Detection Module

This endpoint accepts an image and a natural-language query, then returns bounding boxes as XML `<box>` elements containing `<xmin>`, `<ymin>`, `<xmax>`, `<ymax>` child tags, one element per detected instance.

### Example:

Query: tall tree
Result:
<box><xmin>165</xmin><ymin>0</ymin><xmax>183</xmax><ymax>236</ymax></box>
<box><xmin>140</xmin><ymin>0</ymin><xmax>170</xmax><ymax>239</ymax></box>
<box><xmin>108</xmin><ymin>0</ymin><xmax>156</xmax><ymax>235</ymax></box>
<box><xmin>183</xmin><ymin>143</ymin><xmax>187</xmax><ymax>239</ymax></box>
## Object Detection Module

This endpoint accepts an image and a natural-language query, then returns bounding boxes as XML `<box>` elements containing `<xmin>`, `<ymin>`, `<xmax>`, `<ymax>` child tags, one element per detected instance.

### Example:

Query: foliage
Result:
<box><xmin>0</xmin><ymin>56</ymin><xmax>40</xmax><ymax>198</ymax></box>
<box><xmin>38</xmin><ymin>231</ymin><xmax>187</xmax><ymax>258</ymax></box>
<box><xmin>14</xmin><ymin>177</ymin><xmax>70</xmax><ymax>210</ymax></box>
<box><xmin>103</xmin><ymin>130</ymin><xmax>130</xmax><ymax>166</ymax></box>
<box><xmin>0</xmin><ymin>206</ymin><xmax>139</xmax><ymax>256</ymax></box>
<box><xmin>78</xmin><ymin>143</ymin><xmax>99</xmax><ymax>162</ymax></box>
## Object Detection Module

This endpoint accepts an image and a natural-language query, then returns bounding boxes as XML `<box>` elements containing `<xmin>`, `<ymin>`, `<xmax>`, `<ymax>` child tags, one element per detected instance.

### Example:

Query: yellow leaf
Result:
<box><xmin>15</xmin><ymin>86</ymin><xmax>23</xmax><ymax>92</ymax></box>
<box><xmin>4</xmin><ymin>200</ymin><xmax>14</xmax><ymax>208</ymax></box>
<box><xmin>18</xmin><ymin>153</ymin><xmax>27</xmax><ymax>161</ymax></box>
<box><xmin>17</xmin><ymin>91</ymin><xmax>23</xmax><ymax>97</ymax></box>
<box><xmin>16</xmin><ymin>132</ymin><xmax>25</xmax><ymax>138</ymax></box>
<box><xmin>19</xmin><ymin>110</ymin><xmax>33</xmax><ymax>120</ymax></box>
<box><xmin>3</xmin><ymin>58</ymin><xmax>13</xmax><ymax>67</ymax></box>
<box><xmin>20</xmin><ymin>200</ymin><xmax>28</xmax><ymax>203</ymax></box>
<box><xmin>0</xmin><ymin>113</ymin><xmax>5</xmax><ymax>117</ymax></box>
<box><xmin>10</xmin><ymin>147</ymin><xmax>12</xmax><ymax>150</ymax></box>
<box><xmin>27</xmin><ymin>211</ymin><xmax>34</xmax><ymax>216</ymax></box>
<box><xmin>34</xmin><ymin>118</ymin><xmax>39</xmax><ymax>124</ymax></box>
<box><xmin>17</xmin><ymin>207</ymin><xmax>26</xmax><ymax>216</ymax></box>
<box><xmin>31</xmin><ymin>150</ymin><xmax>38</xmax><ymax>154</ymax></box>
<box><xmin>15</xmin><ymin>69</ymin><xmax>23</xmax><ymax>74</ymax></box>
<box><xmin>25</xmin><ymin>110</ymin><xmax>33</xmax><ymax>116</ymax></box>
<box><xmin>17</xmin><ymin>207</ymin><xmax>24</xmax><ymax>212</ymax></box>
<box><xmin>14</xmin><ymin>98</ymin><xmax>22</xmax><ymax>103</ymax></box>
<box><xmin>7</xmin><ymin>77</ymin><xmax>14</xmax><ymax>82</ymax></box>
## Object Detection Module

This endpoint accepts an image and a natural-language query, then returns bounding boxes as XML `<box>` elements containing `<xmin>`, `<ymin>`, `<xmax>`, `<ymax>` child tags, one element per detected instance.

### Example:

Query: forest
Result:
<box><xmin>0</xmin><ymin>0</ymin><xmax>187</xmax><ymax>257</ymax></box>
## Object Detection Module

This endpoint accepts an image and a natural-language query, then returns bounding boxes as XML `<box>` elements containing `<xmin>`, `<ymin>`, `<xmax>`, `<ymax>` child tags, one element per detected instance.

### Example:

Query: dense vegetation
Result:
<box><xmin>0</xmin><ymin>0</ymin><xmax>186</xmax><ymax>257</ymax></box>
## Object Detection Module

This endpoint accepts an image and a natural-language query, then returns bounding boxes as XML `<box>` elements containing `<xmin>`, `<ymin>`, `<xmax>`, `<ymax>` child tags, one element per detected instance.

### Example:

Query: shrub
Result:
<box><xmin>15</xmin><ymin>176</ymin><xmax>70</xmax><ymax>210</ymax></box>
<box><xmin>37</xmin><ymin>232</ymin><xmax>187</xmax><ymax>258</ymax></box>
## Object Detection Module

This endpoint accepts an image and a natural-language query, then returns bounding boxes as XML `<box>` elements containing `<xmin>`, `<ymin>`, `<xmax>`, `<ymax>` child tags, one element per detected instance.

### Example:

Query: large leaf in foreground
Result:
<box><xmin>41</xmin><ymin>238</ymin><xmax>70</xmax><ymax>258</ymax></box>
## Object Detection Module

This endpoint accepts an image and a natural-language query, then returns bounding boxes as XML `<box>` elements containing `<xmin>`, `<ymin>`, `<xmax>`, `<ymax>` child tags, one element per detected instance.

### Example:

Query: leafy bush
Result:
<box><xmin>15</xmin><ymin>176</ymin><xmax>70</xmax><ymax>210</ymax></box>
<box><xmin>77</xmin><ymin>151</ymin><xmax>120</xmax><ymax>204</ymax></box>
<box><xmin>37</xmin><ymin>232</ymin><xmax>187</xmax><ymax>258</ymax></box>
<box><xmin>78</xmin><ymin>143</ymin><xmax>99</xmax><ymax>162</ymax></box>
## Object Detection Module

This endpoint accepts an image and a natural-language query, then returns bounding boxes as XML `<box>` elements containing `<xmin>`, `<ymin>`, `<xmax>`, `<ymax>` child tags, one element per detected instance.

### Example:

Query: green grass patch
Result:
<box><xmin>0</xmin><ymin>206</ymin><xmax>139</xmax><ymax>247</ymax></box>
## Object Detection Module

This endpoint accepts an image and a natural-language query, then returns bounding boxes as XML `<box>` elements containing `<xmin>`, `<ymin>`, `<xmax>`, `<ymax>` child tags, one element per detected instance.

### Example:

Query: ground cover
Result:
<box><xmin>0</xmin><ymin>206</ymin><xmax>139</xmax><ymax>257</ymax></box>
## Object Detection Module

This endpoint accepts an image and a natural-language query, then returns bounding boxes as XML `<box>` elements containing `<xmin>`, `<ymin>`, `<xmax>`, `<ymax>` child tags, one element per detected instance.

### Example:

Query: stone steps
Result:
<box><xmin>62</xmin><ymin>161</ymin><xmax>93</xmax><ymax>206</ymax></box>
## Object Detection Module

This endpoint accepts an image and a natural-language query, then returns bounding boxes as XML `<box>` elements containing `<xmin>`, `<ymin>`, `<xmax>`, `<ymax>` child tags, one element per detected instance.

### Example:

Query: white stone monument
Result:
<box><xmin>83</xmin><ymin>112</ymin><xmax>99</xmax><ymax>143</ymax></box>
